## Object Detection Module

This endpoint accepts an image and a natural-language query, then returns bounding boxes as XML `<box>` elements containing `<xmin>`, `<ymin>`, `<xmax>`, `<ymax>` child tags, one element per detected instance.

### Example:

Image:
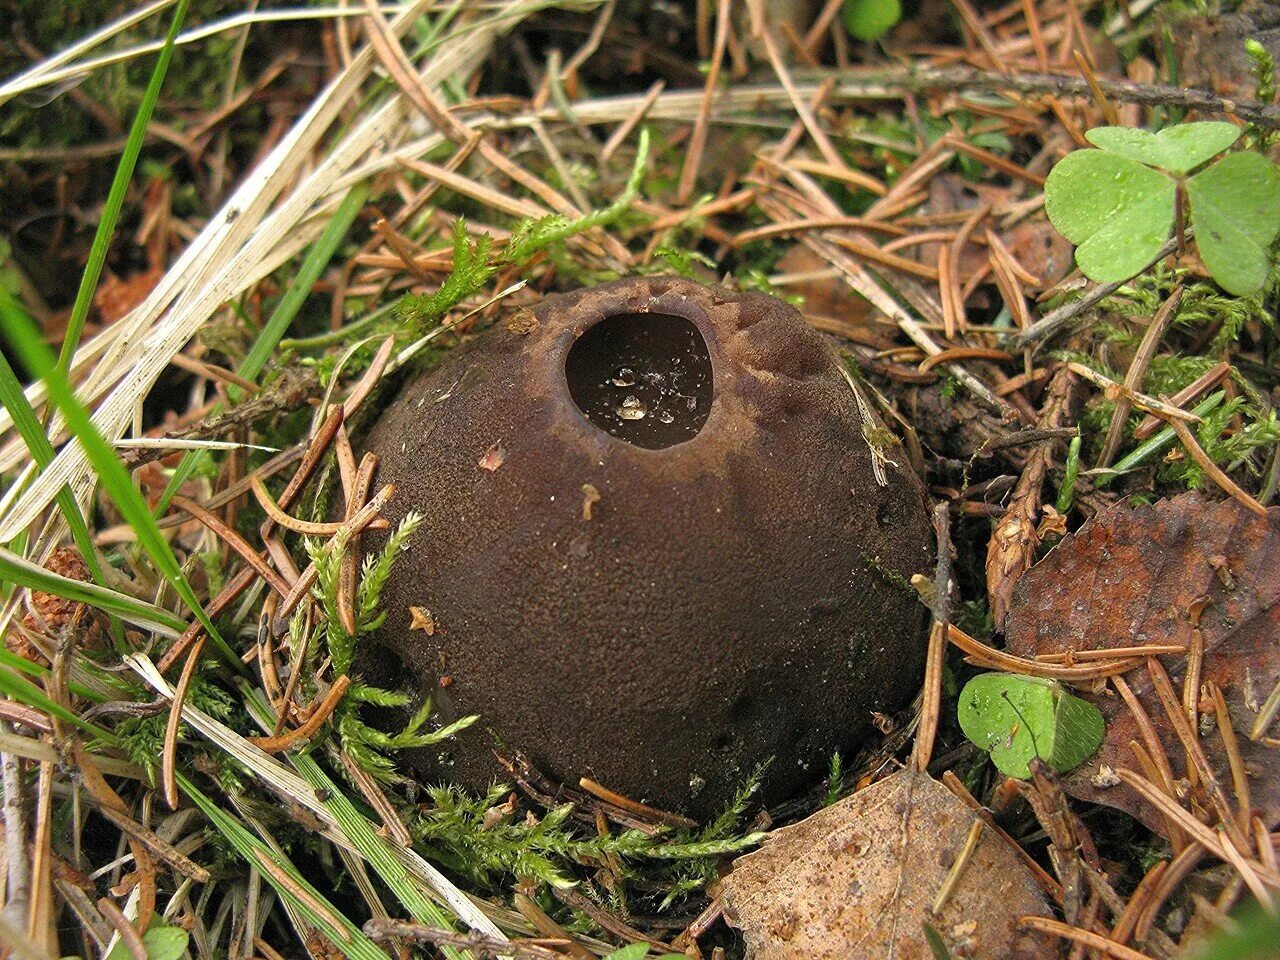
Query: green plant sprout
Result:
<box><xmin>957</xmin><ymin>673</ymin><xmax>1105</xmax><ymax>779</ymax></box>
<box><xmin>1044</xmin><ymin>122</ymin><xmax>1280</xmax><ymax>295</ymax></box>
<box><xmin>397</xmin><ymin>128</ymin><xmax>650</xmax><ymax>334</ymax></box>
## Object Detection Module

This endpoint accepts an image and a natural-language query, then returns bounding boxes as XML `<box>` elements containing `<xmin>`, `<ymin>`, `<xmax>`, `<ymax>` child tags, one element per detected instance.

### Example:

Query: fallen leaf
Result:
<box><xmin>94</xmin><ymin>267</ymin><xmax>163</xmax><ymax>324</ymax></box>
<box><xmin>478</xmin><ymin>441</ymin><xmax>505</xmax><ymax>471</ymax></box>
<box><xmin>1005</xmin><ymin>493</ymin><xmax>1280</xmax><ymax>834</ymax></box>
<box><xmin>408</xmin><ymin>607</ymin><xmax>435</xmax><ymax>635</ymax></box>
<box><xmin>722</xmin><ymin>769</ymin><xmax>1055</xmax><ymax>960</ymax></box>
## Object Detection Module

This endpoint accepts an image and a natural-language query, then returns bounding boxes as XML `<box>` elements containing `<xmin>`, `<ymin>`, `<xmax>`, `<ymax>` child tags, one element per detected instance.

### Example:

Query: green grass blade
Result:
<box><xmin>53</xmin><ymin>0</ymin><xmax>193</xmax><ymax>380</ymax></box>
<box><xmin>239</xmin><ymin>184</ymin><xmax>370</xmax><ymax>388</ymax></box>
<box><xmin>178</xmin><ymin>776</ymin><xmax>392</xmax><ymax>960</ymax></box>
<box><xmin>0</xmin><ymin>666</ymin><xmax>117</xmax><ymax>745</ymax></box>
<box><xmin>1095</xmin><ymin>391</ymin><xmax>1226</xmax><ymax>488</ymax></box>
<box><xmin>0</xmin><ymin>310</ymin><xmax>239</xmax><ymax>670</ymax></box>
<box><xmin>0</xmin><ymin>646</ymin><xmax>112</xmax><ymax>704</ymax></box>
<box><xmin>0</xmin><ymin>544</ymin><xmax>184</xmax><ymax>635</ymax></box>
<box><xmin>0</xmin><ymin>288</ymin><xmax>112</xmax><ymax>594</ymax></box>
<box><xmin>291</xmin><ymin>753</ymin><xmax>469</xmax><ymax>957</ymax></box>
<box><xmin>154</xmin><ymin>182</ymin><xmax>368</xmax><ymax>515</ymax></box>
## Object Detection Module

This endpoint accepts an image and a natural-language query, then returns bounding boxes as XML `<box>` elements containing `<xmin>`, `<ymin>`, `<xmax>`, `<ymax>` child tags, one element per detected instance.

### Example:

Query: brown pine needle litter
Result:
<box><xmin>3</xmin><ymin>1</ymin><xmax>1280</xmax><ymax>958</ymax></box>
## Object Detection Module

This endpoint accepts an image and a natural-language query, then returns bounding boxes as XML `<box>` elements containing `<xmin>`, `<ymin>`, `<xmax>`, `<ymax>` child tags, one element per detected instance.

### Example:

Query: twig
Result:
<box><xmin>947</xmin><ymin>624</ymin><xmax>1145</xmax><ymax>680</ymax></box>
<box><xmin>247</xmin><ymin>675</ymin><xmax>351</xmax><ymax>754</ymax></box>
<box><xmin>911</xmin><ymin>502</ymin><xmax>951</xmax><ymax>773</ymax></box>
<box><xmin>364</xmin><ymin>918</ymin><xmax>565</xmax><ymax>960</ymax></box>
<box><xmin>1020</xmin><ymin>916</ymin><xmax>1157</xmax><ymax>960</ymax></box>
<box><xmin>1010</xmin><ymin>237</ymin><xmax>1179</xmax><ymax>349</ymax></box>
<box><xmin>1167</xmin><ymin>418</ymin><xmax>1268</xmax><ymax>517</ymax></box>
<box><xmin>931</xmin><ymin>819</ymin><xmax>983</xmax><ymax>915</ymax></box>
<box><xmin>1097</xmin><ymin>286</ymin><xmax>1183</xmax><ymax>468</ymax></box>
<box><xmin>577</xmin><ymin>777</ymin><xmax>697</xmax><ymax>829</ymax></box>
<box><xmin>794</xmin><ymin>65</ymin><xmax>1280</xmax><ymax>130</ymax></box>
<box><xmin>171</xmin><ymin>495</ymin><xmax>292</xmax><ymax>596</ymax></box>
<box><xmin>677</xmin><ymin>0</ymin><xmax>729</xmax><ymax>204</ymax></box>
<box><xmin>161</xmin><ymin>636</ymin><xmax>206</xmax><ymax>810</ymax></box>
<box><xmin>97</xmin><ymin>898</ymin><xmax>147</xmax><ymax>960</ymax></box>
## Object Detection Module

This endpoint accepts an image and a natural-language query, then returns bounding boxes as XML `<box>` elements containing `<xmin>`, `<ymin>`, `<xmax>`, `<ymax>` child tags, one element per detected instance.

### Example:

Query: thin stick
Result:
<box><xmin>677</xmin><ymin>0</ymin><xmax>729</xmax><ymax>204</ymax></box>
<box><xmin>932</xmin><ymin>819</ymin><xmax>983</xmax><ymax>914</ymax></box>
<box><xmin>161</xmin><ymin>636</ymin><xmax>205</xmax><ymax>810</ymax></box>
<box><xmin>1168</xmin><ymin>417</ymin><xmax>1268</xmax><ymax>517</ymax></box>
<box><xmin>171</xmin><ymin>495</ymin><xmax>292</xmax><ymax>597</ymax></box>
<box><xmin>97</xmin><ymin>898</ymin><xmax>147</xmax><ymax>960</ymax></box>
<box><xmin>948</xmin><ymin>624</ymin><xmax>1145</xmax><ymax>680</ymax></box>
<box><xmin>940</xmin><ymin>770</ymin><xmax>1063</xmax><ymax>904</ymax></box>
<box><xmin>912</xmin><ymin>502</ymin><xmax>951</xmax><ymax>772</ymax></box>
<box><xmin>1097</xmin><ymin>286</ymin><xmax>1183</xmax><ymax>468</ymax></box>
<box><xmin>247</xmin><ymin>675</ymin><xmax>351</xmax><ymax>754</ymax></box>
<box><xmin>1020</xmin><ymin>916</ymin><xmax>1156</xmax><ymax>960</ymax></box>
<box><xmin>578</xmin><ymin>777</ymin><xmax>697</xmax><ymax>829</ymax></box>
<box><xmin>1208</xmin><ymin>682</ymin><xmax>1251</xmax><ymax>838</ymax></box>
<box><xmin>1010</xmin><ymin>236</ymin><xmax>1179</xmax><ymax>348</ymax></box>
<box><xmin>250</xmin><ymin>476</ymin><xmax>346</xmax><ymax>535</ymax></box>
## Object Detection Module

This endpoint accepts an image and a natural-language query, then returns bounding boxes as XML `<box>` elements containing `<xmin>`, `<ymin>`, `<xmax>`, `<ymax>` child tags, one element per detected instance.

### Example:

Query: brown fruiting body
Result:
<box><xmin>356</xmin><ymin>276</ymin><xmax>932</xmax><ymax>817</ymax></box>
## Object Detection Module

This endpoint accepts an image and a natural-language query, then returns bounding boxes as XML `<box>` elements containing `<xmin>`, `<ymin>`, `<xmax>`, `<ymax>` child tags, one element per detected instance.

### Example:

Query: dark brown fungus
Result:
<box><xmin>354</xmin><ymin>276</ymin><xmax>933</xmax><ymax>818</ymax></box>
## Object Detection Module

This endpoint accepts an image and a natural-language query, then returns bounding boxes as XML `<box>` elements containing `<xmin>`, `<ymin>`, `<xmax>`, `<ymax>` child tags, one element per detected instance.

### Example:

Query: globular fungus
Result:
<box><xmin>356</xmin><ymin>276</ymin><xmax>933</xmax><ymax>817</ymax></box>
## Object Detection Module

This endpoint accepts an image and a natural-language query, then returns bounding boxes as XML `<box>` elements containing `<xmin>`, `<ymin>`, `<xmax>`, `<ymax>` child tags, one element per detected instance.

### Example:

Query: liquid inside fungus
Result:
<box><xmin>565</xmin><ymin>311</ymin><xmax>713</xmax><ymax>449</ymax></box>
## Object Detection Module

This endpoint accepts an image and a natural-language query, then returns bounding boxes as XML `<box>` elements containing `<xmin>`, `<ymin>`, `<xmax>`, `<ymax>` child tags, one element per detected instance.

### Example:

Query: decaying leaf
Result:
<box><xmin>722</xmin><ymin>769</ymin><xmax>1055</xmax><ymax>960</ymax></box>
<box><xmin>1005</xmin><ymin>493</ymin><xmax>1280</xmax><ymax>834</ymax></box>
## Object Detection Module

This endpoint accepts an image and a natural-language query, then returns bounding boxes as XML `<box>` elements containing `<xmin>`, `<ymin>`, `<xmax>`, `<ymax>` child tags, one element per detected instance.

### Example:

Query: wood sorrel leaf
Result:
<box><xmin>1086</xmin><ymin>122</ymin><xmax>1241</xmax><ymax>174</ymax></box>
<box><xmin>1186</xmin><ymin>150</ymin><xmax>1280</xmax><ymax>296</ymax></box>
<box><xmin>1044</xmin><ymin>150</ymin><xmax>1175</xmax><ymax>283</ymax></box>
<box><xmin>957</xmin><ymin>673</ymin><xmax>1105</xmax><ymax>779</ymax></box>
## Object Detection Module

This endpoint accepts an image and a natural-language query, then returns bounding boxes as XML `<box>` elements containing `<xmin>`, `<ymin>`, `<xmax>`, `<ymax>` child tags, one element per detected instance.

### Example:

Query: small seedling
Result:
<box><xmin>1044</xmin><ymin>122</ymin><xmax>1280</xmax><ymax>295</ymax></box>
<box><xmin>957</xmin><ymin>672</ymin><xmax>1105</xmax><ymax>779</ymax></box>
<box><xmin>843</xmin><ymin>0</ymin><xmax>902</xmax><ymax>41</ymax></box>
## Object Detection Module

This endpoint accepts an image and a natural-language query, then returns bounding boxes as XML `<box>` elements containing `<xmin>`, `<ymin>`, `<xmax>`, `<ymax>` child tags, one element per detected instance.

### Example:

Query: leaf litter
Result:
<box><xmin>1005</xmin><ymin>494</ymin><xmax>1280</xmax><ymax>837</ymax></box>
<box><xmin>3</xmin><ymin>2</ymin><xmax>1280</xmax><ymax>959</ymax></box>
<box><xmin>721</xmin><ymin>769</ymin><xmax>1055</xmax><ymax>960</ymax></box>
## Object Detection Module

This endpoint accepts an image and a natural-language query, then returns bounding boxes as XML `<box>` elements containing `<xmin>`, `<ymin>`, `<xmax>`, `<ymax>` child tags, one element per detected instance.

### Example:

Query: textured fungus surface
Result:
<box><xmin>356</xmin><ymin>276</ymin><xmax>933</xmax><ymax>817</ymax></box>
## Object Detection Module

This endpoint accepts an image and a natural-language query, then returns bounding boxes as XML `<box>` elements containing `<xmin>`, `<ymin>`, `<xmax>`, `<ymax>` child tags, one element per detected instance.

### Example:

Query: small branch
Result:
<box><xmin>364</xmin><ymin>919</ymin><xmax>561</xmax><ymax>960</ymax></box>
<box><xmin>798</xmin><ymin>65</ymin><xmax>1280</xmax><ymax>131</ymax></box>
<box><xmin>1010</xmin><ymin>237</ymin><xmax>1180</xmax><ymax>350</ymax></box>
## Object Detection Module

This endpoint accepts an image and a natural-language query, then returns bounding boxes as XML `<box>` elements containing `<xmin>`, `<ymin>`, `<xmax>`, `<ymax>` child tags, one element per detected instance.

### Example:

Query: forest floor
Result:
<box><xmin>1</xmin><ymin>2</ymin><xmax>1280</xmax><ymax>959</ymax></box>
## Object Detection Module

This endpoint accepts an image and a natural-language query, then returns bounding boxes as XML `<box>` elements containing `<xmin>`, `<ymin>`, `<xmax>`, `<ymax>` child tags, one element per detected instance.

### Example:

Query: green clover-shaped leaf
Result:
<box><xmin>957</xmin><ymin>673</ymin><xmax>1105</xmax><ymax>780</ymax></box>
<box><xmin>1086</xmin><ymin>122</ymin><xmax>1242</xmax><ymax>174</ymax></box>
<box><xmin>1044</xmin><ymin>149</ymin><xmax>1175</xmax><ymax>283</ymax></box>
<box><xmin>1186</xmin><ymin>150</ymin><xmax>1280</xmax><ymax>296</ymax></box>
<box><xmin>106</xmin><ymin>922</ymin><xmax>189</xmax><ymax>960</ymax></box>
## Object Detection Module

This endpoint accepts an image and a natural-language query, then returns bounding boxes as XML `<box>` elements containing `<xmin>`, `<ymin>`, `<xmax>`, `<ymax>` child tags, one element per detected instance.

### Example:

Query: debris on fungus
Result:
<box><xmin>355</xmin><ymin>276</ymin><xmax>933</xmax><ymax>817</ymax></box>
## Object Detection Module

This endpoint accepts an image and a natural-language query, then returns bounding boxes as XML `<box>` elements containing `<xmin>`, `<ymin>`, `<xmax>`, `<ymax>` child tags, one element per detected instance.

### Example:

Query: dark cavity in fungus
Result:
<box><xmin>565</xmin><ymin>311</ymin><xmax>713</xmax><ymax>449</ymax></box>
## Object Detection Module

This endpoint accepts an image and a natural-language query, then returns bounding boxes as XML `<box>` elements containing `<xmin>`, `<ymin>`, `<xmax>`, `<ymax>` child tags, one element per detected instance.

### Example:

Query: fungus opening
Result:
<box><xmin>565</xmin><ymin>311</ymin><xmax>713</xmax><ymax>449</ymax></box>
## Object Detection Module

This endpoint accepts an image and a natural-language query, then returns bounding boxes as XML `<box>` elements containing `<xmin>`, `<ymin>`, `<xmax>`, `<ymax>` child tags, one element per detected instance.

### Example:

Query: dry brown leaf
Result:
<box><xmin>94</xmin><ymin>268</ymin><xmax>164</xmax><ymax>325</ymax></box>
<box><xmin>1005</xmin><ymin>493</ymin><xmax>1280</xmax><ymax>834</ymax></box>
<box><xmin>722</xmin><ymin>769</ymin><xmax>1055</xmax><ymax>960</ymax></box>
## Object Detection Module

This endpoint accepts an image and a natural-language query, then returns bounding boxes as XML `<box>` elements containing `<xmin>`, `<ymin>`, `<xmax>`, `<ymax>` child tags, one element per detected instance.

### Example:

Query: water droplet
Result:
<box><xmin>685</xmin><ymin>396</ymin><xmax>698</xmax><ymax>411</ymax></box>
<box><xmin>657</xmin><ymin>410</ymin><xmax>674</xmax><ymax>424</ymax></box>
<box><xmin>616</xmin><ymin>395</ymin><xmax>647</xmax><ymax>420</ymax></box>
<box><xmin>609</xmin><ymin>367</ymin><xmax>636</xmax><ymax>387</ymax></box>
